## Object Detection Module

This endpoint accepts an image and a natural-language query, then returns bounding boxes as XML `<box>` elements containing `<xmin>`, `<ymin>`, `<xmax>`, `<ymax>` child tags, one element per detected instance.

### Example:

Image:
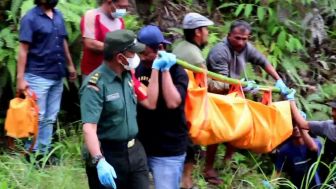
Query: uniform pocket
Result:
<box><xmin>105</xmin><ymin>94</ymin><xmax>124</xmax><ymax>125</ymax></box>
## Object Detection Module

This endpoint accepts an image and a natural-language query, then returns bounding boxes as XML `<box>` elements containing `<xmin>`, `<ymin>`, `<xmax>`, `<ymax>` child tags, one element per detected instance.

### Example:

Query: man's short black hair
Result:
<box><xmin>229</xmin><ymin>20</ymin><xmax>252</xmax><ymax>34</ymax></box>
<box><xmin>34</xmin><ymin>0</ymin><xmax>43</xmax><ymax>5</ymax></box>
<box><xmin>183</xmin><ymin>27</ymin><xmax>203</xmax><ymax>44</ymax></box>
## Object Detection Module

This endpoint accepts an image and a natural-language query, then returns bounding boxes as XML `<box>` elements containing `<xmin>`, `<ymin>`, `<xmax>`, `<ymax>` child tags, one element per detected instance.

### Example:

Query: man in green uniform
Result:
<box><xmin>80</xmin><ymin>29</ymin><xmax>167</xmax><ymax>189</ymax></box>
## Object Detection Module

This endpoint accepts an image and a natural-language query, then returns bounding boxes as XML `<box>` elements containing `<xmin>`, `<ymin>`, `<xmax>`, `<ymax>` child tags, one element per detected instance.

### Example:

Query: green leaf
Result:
<box><xmin>276</xmin><ymin>30</ymin><xmax>287</xmax><ymax>48</ymax></box>
<box><xmin>217</xmin><ymin>2</ymin><xmax>237</xmax><ymax>9</ymax></box>
<box><xmin>244</xmin><ymin>4</ymin><xmax>253</xmax><ymax>17</ymax></box>
<box><xmin>267</xmin><ymin>7</ymin><xmax>274</xmax><ymax>18</ymax></box>
<box><xmin>271</xmin><ymin>26</ymin><xmax>279</xmax><ymax>36</ymax></box>
<box><xmin>235</xmin><ymin>4</ymin><xmax>245</xmax><ymax>16</ymax></box>
<box><xmin>257</xmin><ymin>7</ymin><xmax>265</xmax><ymax>22</ymax></box>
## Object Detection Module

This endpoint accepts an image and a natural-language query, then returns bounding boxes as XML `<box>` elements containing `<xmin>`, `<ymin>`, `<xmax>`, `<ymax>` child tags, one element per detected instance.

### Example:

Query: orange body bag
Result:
<box><xmin>185</xmin><ymin>70</ymin><xmax>292</xmax><ymax>153</ymax></box>
<box><xmin>5</xmin><ymin>91</ymin><xmax>39</xmax><ymax>139</ymax></box>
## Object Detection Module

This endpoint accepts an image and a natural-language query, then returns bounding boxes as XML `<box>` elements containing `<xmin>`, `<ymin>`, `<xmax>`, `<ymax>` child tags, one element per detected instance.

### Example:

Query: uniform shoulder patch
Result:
<box><xmin>88</xmin><ymin>72</ymin><xmax>100</xmax><ymax>85</ymax></box>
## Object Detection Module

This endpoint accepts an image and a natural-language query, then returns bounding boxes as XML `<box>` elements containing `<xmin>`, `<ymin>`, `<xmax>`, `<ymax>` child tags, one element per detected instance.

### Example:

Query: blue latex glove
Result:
<box><xmin>152</xmin><ymin>51</ymin><xmax>167</xmax><ymax>70</ymax></box>
<box><xmin>96</xmin><ymin>158</ymin><xmax>117</xmax><ymax>189</ymax></box>
<box><xmin>242</xmin><ymin>79</ymin><xmax>259</xmax><ymax>94</ymax></box>
<box><xmin>275</xmin><ymin>79</ymin><xmax>290</xmax><ymax>95</ymax></box>
<box><xmin>285</xmin><ymin>89</ymin><xmax>296</xmax><ymax>101</ymax></box>
<box><xmin>299</xmin><ymin>110</ymin><xmax>307</xmax><ymax>120</ymax></box>
<box><xmin>262</xmin><ymin>180</ymin><xmax>273</xmax><ymax>189</ymax></box>
<box><xmin>160</xmin><ymin>51</ymin><xmax>177</xmax><ymax>71</ymax></box>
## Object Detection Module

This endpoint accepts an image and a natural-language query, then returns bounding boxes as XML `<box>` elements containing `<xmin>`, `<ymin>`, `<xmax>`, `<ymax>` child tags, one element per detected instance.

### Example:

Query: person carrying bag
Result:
<box><xmin>5</xmin><ymin>89</ymin><xmax>38</xmax><ymax>151</ymax></box>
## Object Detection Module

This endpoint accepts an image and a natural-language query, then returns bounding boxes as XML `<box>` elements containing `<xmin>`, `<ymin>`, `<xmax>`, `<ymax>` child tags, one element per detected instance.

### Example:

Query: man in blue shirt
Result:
<box><xmin>285</xmin><ymin>89</ymin><xmax>336</xmax><ymax>185</ymax></box>
<box><xmin>274</xmin><ymin>126</ymin><xmax>322</xmax><ymax>188</ymax></box>
<box><xmin>16</xmin><ymin>0</ymin><xmax>77</xmax><ymax>153</ymax></box>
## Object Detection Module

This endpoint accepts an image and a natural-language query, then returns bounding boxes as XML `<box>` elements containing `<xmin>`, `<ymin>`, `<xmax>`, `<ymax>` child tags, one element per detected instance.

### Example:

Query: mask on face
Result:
<box><xmin>46</xmin><ymin>0</ymin><xmax>58</xmax><ymax>8</ymax></box>
<box><xmin>111</xmin><ymin>8</ymin><xmax>127</xmax><ymax>18</ymax></box>
<box><xmin>120</xmin><ymin>54</ymin><xmax>140</xmax><ymax>70</ymax></box>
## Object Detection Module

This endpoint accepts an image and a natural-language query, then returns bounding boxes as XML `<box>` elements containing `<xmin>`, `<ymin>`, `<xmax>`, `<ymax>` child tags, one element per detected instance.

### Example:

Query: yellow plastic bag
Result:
<box><xmin>185</xmin><ymin>71</ymin><xmax>292</xmax><ymax>152</ymax></box>
<box><xmin>5</xmin><ymin>90</ymin><xmax>39</xmax><ymax>139</ymax></box>
<box><xmin>185</xmin><ymin>71</ymin><xmax>253</xmax><ymax>145</ymax></box>
<box><xmin>230</xmin><ymin>90</ymin><xmax>293</xmax><ymax>153</ymax></box>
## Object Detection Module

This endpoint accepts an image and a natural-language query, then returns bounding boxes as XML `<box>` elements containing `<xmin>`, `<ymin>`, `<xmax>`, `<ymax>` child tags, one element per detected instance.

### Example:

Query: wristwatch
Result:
<box><xmin>91</xmin><ymin>155</ymin><xmax>104</xmax><ymax>165</ymax></box>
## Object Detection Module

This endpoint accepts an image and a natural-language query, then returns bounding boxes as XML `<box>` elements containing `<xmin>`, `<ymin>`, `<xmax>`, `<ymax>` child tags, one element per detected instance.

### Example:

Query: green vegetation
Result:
<box><xmin>0</xmin><ymin>0</ymin><xmax>335</xmax><ymax>188</ymax></box>
<box><xmin>0</xmin><ymin>128</ymin><xmax>87</xmax><ymax>189</ymax></box>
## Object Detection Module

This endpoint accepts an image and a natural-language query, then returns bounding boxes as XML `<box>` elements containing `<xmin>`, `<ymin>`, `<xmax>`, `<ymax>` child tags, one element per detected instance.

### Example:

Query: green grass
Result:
<box><xmin>1</xmin><ymin>129</ymin><xmax>335</xmax><ymax>189</ymax></box>
<box><xmin>0</xmin><ymin>134</ymin><xmax>88</xmax><ymax>189</ymax></box>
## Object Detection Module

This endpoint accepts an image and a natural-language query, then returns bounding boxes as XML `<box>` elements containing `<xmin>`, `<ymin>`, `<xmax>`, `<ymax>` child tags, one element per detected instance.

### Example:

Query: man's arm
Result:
<box><xmin>138</xmin><ymin>69</ymin><xmax>159</xmax><ymax>110</ymax></box>
<box><xmin>80</xmin><ymin>10</ymin><xmax>104</xmax><ymax>52</ymax></box>
<box><xmin>83</xmin><ymin>123</ymin><xmax>102</xmax><ymax>157</ymax></box>
<box><xmin>63</xmin><ymin>39</ymin><xmax>77</xmax><ymax>81</ymax></box>
<box><xmin>83</xmin><ymin>38</ymin><xmax>104</xmax><ymax>52</ymax></box>
<box><xmin>206</xmin><ymin>45</ymin><xmax>230</xmax><ymax>94</ymax></box>
<box><xmin>299</xmin><ymin>129</ymin><xmax>318</xmax><ymax>152</ymax></box>
<box><xmin>289</xmin><ymin>101</ymin><xmax>310</xmax><ymax>130</ymax></box>
<box><xmin>264</xmin><ymin>63</ymin><xmax>281</xmax><ymax>80</ymax></box>
<box><xmin>246</xmin><ymin>43</ymin><xmax>281</xmax><ymax>80</ymax></box>
<box><xmin>17</xmin><ymin>42</ymin><xmax>29</xmax><ymax>92</ymax></box>
<box><xmin>161</xmin><ymin>70</ymin><xmax>182</xmax><ymax>109</ymax></box>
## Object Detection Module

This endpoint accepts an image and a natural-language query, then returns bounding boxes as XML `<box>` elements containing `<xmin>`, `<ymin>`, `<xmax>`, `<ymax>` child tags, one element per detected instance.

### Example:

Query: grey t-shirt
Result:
<box><xmin>206</xmin><ymin>37</ymin><xmax>270</xmax><ymax>93</ymax></box>
<box><xmin>308</xmin><ymin>120</ymin><xmax>336</xmax><ymax>142</ymax></box>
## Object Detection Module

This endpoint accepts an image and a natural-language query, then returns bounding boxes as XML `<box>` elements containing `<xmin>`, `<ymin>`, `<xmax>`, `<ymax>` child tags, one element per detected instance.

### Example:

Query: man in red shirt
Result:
<box><xmin>80</xmin><ymin>0</ymin><xmax>128</xmax><ymax>79</ymax></box>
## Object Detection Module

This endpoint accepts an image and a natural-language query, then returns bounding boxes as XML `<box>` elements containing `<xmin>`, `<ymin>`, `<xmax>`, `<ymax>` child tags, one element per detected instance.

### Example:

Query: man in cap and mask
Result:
<box><xmin>17</xmin><ymin>0</ymin><xmax>77</xmax><ymax>154</ymax></box>
<box><xmin>80</xmin><ymin>0</ymin><xmax>129</xmax><ymax>79</ymax></box>
<box><xmin>80</xmin><ymin>29</ymin><xmax>172</xmax><ymax>189</ymax></box>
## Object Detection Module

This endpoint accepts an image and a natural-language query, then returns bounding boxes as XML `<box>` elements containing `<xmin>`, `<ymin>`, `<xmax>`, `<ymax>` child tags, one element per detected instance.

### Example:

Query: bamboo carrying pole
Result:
<box><xmin>176</xmin><ymin>59</ymin><xmax>281</xmax><ymax>93</ymax></box>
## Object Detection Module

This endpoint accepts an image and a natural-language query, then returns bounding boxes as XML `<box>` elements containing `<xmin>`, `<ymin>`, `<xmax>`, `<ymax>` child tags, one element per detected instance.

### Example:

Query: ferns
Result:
<box><xmin>8</xmin><ymin>0</ymin><xmax>24</xmax><ymax>25</ymax></box>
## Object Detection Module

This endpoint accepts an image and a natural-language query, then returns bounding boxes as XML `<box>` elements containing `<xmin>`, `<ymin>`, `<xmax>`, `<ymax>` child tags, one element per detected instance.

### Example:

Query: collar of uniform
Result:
<box><xmin>35</xmin><ymin>5</ymin><xmax>57</xmax><ymax>16</ymax></box>
<box><xmin>100</xmin><ymin>62</ymin><xmax>118</xmax><ymax>82</ymax></box>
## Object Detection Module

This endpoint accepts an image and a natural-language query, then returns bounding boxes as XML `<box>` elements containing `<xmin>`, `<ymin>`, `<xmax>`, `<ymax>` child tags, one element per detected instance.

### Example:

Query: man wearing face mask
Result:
<box><xmin>80</xmin><ymin>0</ymin><xmax>128</xmax><ymax>79</ymax></box>
<box><xmin>17</xmin><ymin>0</ymin><xmax>77</xmax><ymax>154</ymax></box>
<box><xmin>80</xmin><ymin>29</ymin><xmax>171</xmax><ymax>189</ymax></box>
<box><xmin>135</xmin><ymin>25</ymin><xmax>189</xmax><ymax>189</ymax></box>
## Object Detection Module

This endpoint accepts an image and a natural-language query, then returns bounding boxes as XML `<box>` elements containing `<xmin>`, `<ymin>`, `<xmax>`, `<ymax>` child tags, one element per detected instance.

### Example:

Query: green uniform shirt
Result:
<box><xmin>80</xmin><ymin>63</ymin><xmax>138</xmax><ymax>141</ymax></box>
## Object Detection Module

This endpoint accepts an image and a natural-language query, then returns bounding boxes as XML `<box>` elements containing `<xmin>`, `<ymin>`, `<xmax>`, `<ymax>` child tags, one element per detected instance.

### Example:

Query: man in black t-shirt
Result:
<box><xmin>136</xmin><ymin>25</ymin><xmax>189</xmax><ymax>189</ymax></box>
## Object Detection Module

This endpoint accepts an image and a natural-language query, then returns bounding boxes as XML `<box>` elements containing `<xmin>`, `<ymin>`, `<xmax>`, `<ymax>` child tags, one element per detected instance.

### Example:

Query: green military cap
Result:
<box><xmin>104</xmin><ymin>30</ymin><xmax>145</xmax><ymax>58</ymax></box>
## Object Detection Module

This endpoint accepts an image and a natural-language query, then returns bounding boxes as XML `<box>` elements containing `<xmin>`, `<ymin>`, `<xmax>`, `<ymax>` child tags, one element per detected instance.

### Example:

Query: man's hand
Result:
<box><xmin>160</xmin><ymin>51</ymin><xmax>176</xmax><ymax>71</ymax></box>
<box><xmin>16</xmin><ymin>78</ymin><xmax>29</xmax><ymax>93</ymax></box>
<box><xmin>275</xmin><ymin>79</ymin><xmax>290</xmax><ymax>95</ymax></box>
<box><xmin>152</xmin><ymin>51</ymin><xmax>168</xmax><ymax>70</ymax></box>
<box><xmin>284</xmin><ymin>89</ymin><xmax>296</xmax><ymax>101</ymax></box>
<box><xmin>96</xmin><ymin>158</ymin><xmax>117</xmax><ymax>189</ymax></box>
<box><xmin>242</xmin><ymin>79</ymin><xmax>259</xmax><ymax>94</ymax></box>
<box><xmin>67</xmin><ymin>65</ymin><xmax>77</xmax><ymax>82</ymax></box>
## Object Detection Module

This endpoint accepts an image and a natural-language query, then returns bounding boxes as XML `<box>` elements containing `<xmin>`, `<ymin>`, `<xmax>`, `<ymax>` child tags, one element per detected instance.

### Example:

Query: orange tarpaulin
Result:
<box><xmin>185</xmin><ymin>70</ymin><xmax>292</xmax><ymax>153</ymax></box>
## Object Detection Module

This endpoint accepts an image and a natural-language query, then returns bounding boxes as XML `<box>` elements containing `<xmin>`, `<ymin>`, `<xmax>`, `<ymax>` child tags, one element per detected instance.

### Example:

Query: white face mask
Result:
<box><xmin>111</xmin><ymin>8</ymin><xmax>127</xmax><ymax>18</ymax></box>
<box><xmin>120</xmin><ymin>54</ymin><xmax>140</xmax><ymax>71</ymax></box>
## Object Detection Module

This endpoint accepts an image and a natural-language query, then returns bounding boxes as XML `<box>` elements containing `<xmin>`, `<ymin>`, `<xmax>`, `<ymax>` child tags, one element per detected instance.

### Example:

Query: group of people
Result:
<box><xmin>16</xmin><ymin>0</ymin><xmax>336</xmax><ymax>189</ymax></box>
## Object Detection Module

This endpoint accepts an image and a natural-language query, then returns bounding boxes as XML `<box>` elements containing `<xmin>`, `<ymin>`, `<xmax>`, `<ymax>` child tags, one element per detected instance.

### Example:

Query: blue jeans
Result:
<box><xmin>148</xmin><ymin>153</ymin><xmax>186</xmax><ymax>189</ymax></box>
<box><xmin>24</xmin><ymin>73</ymin><xmax>63</xmax><ymax>153</ymax></box>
